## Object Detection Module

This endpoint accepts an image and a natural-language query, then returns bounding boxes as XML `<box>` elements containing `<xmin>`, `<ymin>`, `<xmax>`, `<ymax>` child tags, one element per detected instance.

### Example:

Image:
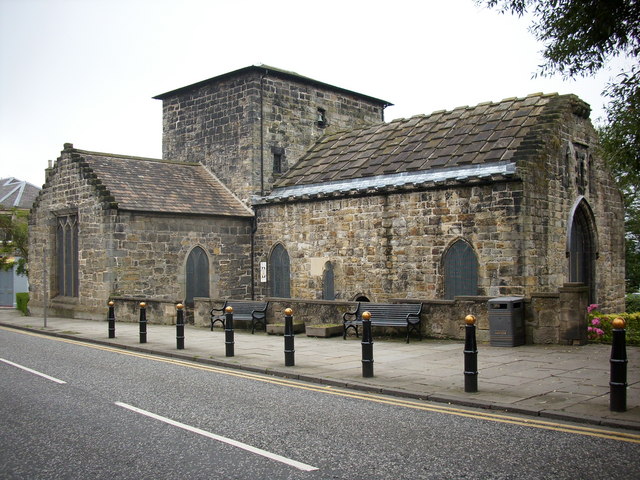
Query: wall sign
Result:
<box><xmin>260</xmin><ymin>262</ymin><xmax>267</xmax><ymax>283</ymax></box>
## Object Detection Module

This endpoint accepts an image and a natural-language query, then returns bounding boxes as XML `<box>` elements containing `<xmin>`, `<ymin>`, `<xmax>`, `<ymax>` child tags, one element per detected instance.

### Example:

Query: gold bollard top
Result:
<box><xmin>176</xmin><ymin>303</ymin><xmax>184</xmax><ymax>310</ymax></box>
<box><xmin>465</xmin><ymin>315</ymin><xmax>476</xmax><ymax>325</ymax></box>
<box><xmin>284</xmin><ymin>307</ymin><xmax>293</xmax><ymax>316</ymax></box>
<box><xmin>612</xmin><ymin>317</ymin><xmax>626</xmax><ymax>329</ymax></box>
<box><xmin>139</xmin><ymin>302</ymin><xmax>146</xmax><ymax>308</ymax></box>
<box><xmin>225</xmin><ymin>306</ymin><xmax>234</xmax><ymax>313</ymax></box>
<box><xmin>108</xmin><ymin>300</ymin><xmax>114</xmax><ymax>307</ymax></box>
<box><xmin>362</xmin><ymin>311</ymin><xmax>371</xmax><ymax>321</ymax></box>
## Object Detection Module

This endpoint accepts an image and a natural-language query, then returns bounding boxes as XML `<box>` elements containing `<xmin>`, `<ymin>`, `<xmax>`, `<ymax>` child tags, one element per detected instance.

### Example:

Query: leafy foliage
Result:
<box><xmin>627</xmin><ymin>293</ymin><xmax>640</xmax><ymax>313</ymax></box>
<box><xmin>480</xmin><ymin>0</ymin><xmax>639</xmax><ymax>77</ymax></box>
<box><xmin>599</xmin><ymin>68</ymin><xmax>640</xmax><ymax>292</ymax></box>
<box><xmin>0</xmin><ymin>208</ymin><xmax>29</xmax><ymax>276</ymax></box>
<box><xmin>16</xmin><ymin>292</ymin><xmax>29</xmax><ymax>315</ymax></box>
<box><xmin>587</xmin><ymin>310</ymin><xmax>640</xmax><ymax>345</ymax></box>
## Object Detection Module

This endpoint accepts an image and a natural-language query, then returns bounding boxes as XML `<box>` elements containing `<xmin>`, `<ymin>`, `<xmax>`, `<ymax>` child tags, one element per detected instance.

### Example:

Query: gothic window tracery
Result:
<box><xmin>56</xmin><ymin>214</ymin><xmax>78</xmax><ymax>297</ymax></box>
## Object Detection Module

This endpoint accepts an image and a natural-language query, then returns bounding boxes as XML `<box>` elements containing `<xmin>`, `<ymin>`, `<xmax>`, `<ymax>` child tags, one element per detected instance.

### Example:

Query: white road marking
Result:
<box><xmin>114</xmin><ymin>402</ymin><xmax>319</xmax><ymax>472</ymax></box>
<box><xmin>0</xmin><ymin>358</ymin><xmax>67</xmax><ymax>384</ymax></box>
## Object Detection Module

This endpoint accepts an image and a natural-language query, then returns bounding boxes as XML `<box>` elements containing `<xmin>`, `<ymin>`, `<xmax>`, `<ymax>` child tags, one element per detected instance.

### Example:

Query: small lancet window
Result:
<box><xmin>273</xmin><ymin>153</ymin><xmax>283</xmax><ymax>174</ymax></box>
<box><xmin>272</xmin><ymin>146</ymin><xmax>285</xmax><ymax>174</ymax></box>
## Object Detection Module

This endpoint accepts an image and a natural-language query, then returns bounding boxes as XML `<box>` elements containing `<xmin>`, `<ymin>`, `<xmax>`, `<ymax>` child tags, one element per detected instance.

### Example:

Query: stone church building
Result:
<box><xmin>28</xmin><ymin>65</ymin><xmax>625</xmax><ymax>343</ymax></box>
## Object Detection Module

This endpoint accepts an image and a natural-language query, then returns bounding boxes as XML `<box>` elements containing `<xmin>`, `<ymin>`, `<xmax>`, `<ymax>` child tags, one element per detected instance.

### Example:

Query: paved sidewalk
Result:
<box><xmin>1</xmin><ymin>308</ymin><xmax>639</xmax><ymax>431</ymax></box>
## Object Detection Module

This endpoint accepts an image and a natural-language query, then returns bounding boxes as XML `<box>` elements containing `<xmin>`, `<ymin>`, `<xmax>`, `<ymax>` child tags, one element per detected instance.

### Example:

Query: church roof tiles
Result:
<box><xmin>273</xmin><ymin>93</ymin><xmax>585</xmax><ymax>194</ymax></box>
<box><xmin>66</xmin><ymin>149</ymin><xmax>253</xmax><ymax>217</ymax></box>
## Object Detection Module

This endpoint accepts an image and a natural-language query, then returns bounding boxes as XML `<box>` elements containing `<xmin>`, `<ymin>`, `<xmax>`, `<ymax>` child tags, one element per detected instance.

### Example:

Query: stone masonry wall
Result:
<box><xmin>29</xmin><ymin>148</ymin><xmax>114</xmax><ymax>319</ymax></box>
<box><xmin>29</xmin><ymin>147</ymin><xmax>254</xmax><ymax>321</ymax></box>
<box><xmin>259</xmin><ymin>73</ymin><xmax>384</xmax><ymax>194</ymax></box>
<box><xmin>253</xmin><ymin>179</ymin><xmax>524</xmax><ymax>302</ymax></box>
<box><xmin>159</xmin><ymin>69</ymin><xmax>385</xmax><ymax>204</ymax></box>
<box><xmin>516</xmin><ymin>97</ymin><xmax>625</xmax><ymax>312</ymax></box>
<box><xmin>160</xmin><ymin>74</ymin><xmax>258</xmax><ymax>203</ymax></box>
<box><xmin>107</xmin><ymin>211</ymin><xmax>253</xmax><ymax>302</ymax></box>
<box><xmin>192</xmin><ymin>294</ymin><xmax>581</xmax><ymax>345</ymax></box>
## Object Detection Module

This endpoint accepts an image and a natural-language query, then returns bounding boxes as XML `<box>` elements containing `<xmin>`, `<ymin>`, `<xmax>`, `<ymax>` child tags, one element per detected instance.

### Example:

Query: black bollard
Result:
<box><xmin>464</xmin><ymin>314</ymin><xmax>478</xmax><ymax>393</ymax></box>
<box><xmin>610</xmin><ymin>317</ymin><xmax>628</xmax><ymax>412</ymax></box>
<box><xmin>176</xmin><ymin>303</ymin><xmax>185</xmax><ymax>350</ymax></box>
<box><xmin>225</xmin><ymin>306</ymin><xmax>234</xmax><ymax>357</ymax></box>
<box><xmin>284</xmin><ymin>308</ymin><xmax>295</xmax><ymax>367</ymax></box>
<box><xmin>139</xmin><ymin>302</ymin><xmax>147</xmax><ymax>344</ymax></box>
<box><xmin>361</xmin><ymin>311</ymin><xmax>374</xmax><ymax>378</ymax></box>
<box><xmin>107</xmin><ymin>301</ymin><xmax>116</xmax><ymax>339</ymax></box>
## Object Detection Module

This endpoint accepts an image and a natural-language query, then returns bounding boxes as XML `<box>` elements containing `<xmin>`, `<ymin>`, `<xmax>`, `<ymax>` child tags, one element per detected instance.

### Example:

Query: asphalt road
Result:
<box><xmin>1</xmin><ymin>327</ymin><xmax>639</xmax><ymax>480</ymax></box>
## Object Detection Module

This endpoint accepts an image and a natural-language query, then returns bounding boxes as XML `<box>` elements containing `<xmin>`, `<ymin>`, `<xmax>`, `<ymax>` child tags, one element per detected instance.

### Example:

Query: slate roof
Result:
<box><xmin>272</xmin><ymin>93</ymin><xmax>584</xmax><ymax>193</ymax></box>
<box><xmin>68</xmin><ymin>149</ymin><xmax>253</xmax><ymax>217</ymax></box>
<box><xmin>0</xmin><ymin>178</ymin><xmax>40</xmax><ymax>210</ymax></box>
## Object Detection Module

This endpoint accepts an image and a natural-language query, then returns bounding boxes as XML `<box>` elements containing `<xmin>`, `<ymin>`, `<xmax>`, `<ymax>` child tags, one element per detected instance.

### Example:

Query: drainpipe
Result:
<box><xmin>250</xmin><ymin>215</ymin><xmax>257</xmax><ymax>299</ymax></box>
<box><xmin>260</xmin><ymin>70</ymin><xmax>266</xmax><ymax>197</ymax></box>
<box><xmin>253</xmin><ymin>69</ymin><xmax>268</xmax><ymax>299</ymax></box>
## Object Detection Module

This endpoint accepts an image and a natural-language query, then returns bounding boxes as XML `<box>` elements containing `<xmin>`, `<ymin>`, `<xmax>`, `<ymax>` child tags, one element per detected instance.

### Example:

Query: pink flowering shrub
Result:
<box><xmin>585</xmin><ymin>306</ymin><xmax>640</xmax><ymax>345</ymax></box>
<box><xmin>587</xmin><ymin>317</ymin><xmax>605</xmax><ymax>341</ymax></box>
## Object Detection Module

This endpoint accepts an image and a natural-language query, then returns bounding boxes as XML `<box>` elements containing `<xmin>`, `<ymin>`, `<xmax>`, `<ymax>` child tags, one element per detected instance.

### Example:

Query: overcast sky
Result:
<box><xmin>0</xmin><ymin>0</ymin><xmax>629</xmax><ymax>188</ymax></box>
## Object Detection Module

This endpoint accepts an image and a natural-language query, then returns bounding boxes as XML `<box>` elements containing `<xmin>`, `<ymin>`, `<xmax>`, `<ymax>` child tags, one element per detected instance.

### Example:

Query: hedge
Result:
<box><xmin>16</xmin><ymin>292</ymin><xmax>29</xmax><ymax>316</ymax></box>
<box><xmin>587</xmin><ymin>311</ymin><xmax>640</xmax><ymax>346</ymax></box>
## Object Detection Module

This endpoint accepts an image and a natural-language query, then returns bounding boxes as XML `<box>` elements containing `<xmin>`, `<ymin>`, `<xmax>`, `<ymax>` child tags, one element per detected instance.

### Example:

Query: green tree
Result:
<box><xmin>599</xmin><ymin>112</ymin><xmax>640</xmax><ymax>292</ymax></box>
<box><xmin>479</xmin><ymin>0</ymin><xmax>640</xmax><ymax>291</ymax></box>
<box><xmin>0</xmin><ymin>208</ymin><xmax>29</xmax><ymax>276</ymax></box>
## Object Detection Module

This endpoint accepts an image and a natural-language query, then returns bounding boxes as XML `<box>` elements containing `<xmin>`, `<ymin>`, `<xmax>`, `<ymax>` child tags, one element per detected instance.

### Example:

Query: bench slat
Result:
<box><xmin>343</xmin><ymin>302</ymin><xmax>423</xmax><ymax>343</ymax></box>
<box><xmin>210</xmin><ymin>300</ymin><xmax>269</xmax><ymax>334</ymax></box>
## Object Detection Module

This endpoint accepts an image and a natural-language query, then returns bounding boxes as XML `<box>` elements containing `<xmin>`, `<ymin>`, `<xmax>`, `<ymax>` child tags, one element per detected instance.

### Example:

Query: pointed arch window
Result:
<box><xmin>443</xmin><ymin>239</ymin><xmax>478</xmax><ymax>300</ymax></box>
<box><xmin>567</xmin><ymin>198</ymin><xmax>597</xmax><ymax>303</ymax></box>
<box><xmin>269</xmin><ymin>244</ymin><xmax>290</xmax><ymax>298</ymax></box>
<box><xmin>185</xmin><ymin>246</ymin><xmax>209</xmax><ymax>307</ymax></box>
<box><xmin>56</xmin><ymin>214</ymin><xmax>78</xmax><ymax>297</ymax></box>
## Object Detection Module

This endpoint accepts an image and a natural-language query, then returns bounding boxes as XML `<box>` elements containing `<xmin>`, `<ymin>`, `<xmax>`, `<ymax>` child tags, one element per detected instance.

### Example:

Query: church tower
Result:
<box><xmin>153</xmin><ymin>65</ymin><xmax>390</xmax><ymax>204</ymax></box>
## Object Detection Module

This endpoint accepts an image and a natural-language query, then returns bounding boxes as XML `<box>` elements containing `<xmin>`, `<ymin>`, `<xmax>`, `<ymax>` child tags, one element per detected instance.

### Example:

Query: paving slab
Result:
<box><xmin>1</xmin><ymin>307</ymin><xmax>639</xmax><ymax>431</ymax></box>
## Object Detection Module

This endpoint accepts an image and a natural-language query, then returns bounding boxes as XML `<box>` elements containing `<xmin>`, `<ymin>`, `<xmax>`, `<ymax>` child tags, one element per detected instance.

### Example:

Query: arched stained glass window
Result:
<box><xmin>443</xmin><ymin>239</ymin><xmax>478</xmax><ymax>300</ymax></box>
<box><xmin>269</xmin><ymin>244</ymin><xmax>290</xmax><ymax>298</ymax></box>
<box><xmin>185</xmin><ymin>246</ymin><xmax>209</xmax><ymax>307</ymax></box>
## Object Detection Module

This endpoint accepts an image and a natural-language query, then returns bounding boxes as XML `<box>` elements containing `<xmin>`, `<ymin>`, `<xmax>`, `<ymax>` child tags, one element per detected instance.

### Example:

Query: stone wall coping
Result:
<box><xmin>559</xmin><ymin>282</ymin><xmax>589</xmax><ymax>292</ymax></box>
<box><xmin>110</xmin><ymin>296</ymin><xmax>181</xmax><ymax>304</ymax></box>
<box><xmin>530</xmin><ymin>292</ymin><xmax>560</xmax><ymax>299</ymax></box>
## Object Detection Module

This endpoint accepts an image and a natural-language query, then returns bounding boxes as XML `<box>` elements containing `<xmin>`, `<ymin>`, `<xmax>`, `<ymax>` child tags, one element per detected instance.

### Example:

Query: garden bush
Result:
<box><xmin>626</xmin><ymin>294</ymin><xmax>640</xmax><ymax>313</ymax></box>
<box><xmin>587</xmin><ymin>305</ymin><xmax>640</xmax><ymax>346</ymax></box>
<box><xmin>16</xmin><ymin>292</ymin><xmax>29</xmax><ymax>316</ymax></box>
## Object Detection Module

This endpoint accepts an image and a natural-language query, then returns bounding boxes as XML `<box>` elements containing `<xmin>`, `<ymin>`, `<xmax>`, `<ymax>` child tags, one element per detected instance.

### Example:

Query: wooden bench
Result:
<box><xmin>343</xmin><ymin>302</ymin><xmax>423</xmax><ymax>343</ymax></box>
<box><xmin>210</xmin><ymin>300</ymin><xmax>269</xmax><ymax>334</ymax></box>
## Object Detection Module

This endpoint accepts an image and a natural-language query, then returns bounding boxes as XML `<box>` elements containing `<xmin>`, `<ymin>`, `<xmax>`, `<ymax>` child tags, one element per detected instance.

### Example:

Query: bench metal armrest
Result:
<box><xmin>210</xmin><ymin>301</ymin><xmax>228</xmax><ymax>317</ymax></box>
<box><xmin>252</xmin><ymin>303</ymin><xmax>268</xmax><ymax>315</ymax></box>
<box><xmin>342</xmin><ymin>303</ymin><xmax>360</xmax><ymax>322</ymax></box>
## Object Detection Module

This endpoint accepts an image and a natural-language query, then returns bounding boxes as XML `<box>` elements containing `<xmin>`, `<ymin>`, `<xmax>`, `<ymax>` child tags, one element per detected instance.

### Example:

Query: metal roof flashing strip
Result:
<box><xmin>258</xmin><ymin>162</ymin><xmax>517</xmax><ymax>203</ymax></box>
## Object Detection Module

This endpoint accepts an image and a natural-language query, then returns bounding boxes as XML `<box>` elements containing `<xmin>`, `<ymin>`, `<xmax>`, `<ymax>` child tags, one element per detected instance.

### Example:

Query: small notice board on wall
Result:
<box><xmin>260</xmin><ymin>262</ymin><xmax>267</xmax><ymax>283</ymax></box>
